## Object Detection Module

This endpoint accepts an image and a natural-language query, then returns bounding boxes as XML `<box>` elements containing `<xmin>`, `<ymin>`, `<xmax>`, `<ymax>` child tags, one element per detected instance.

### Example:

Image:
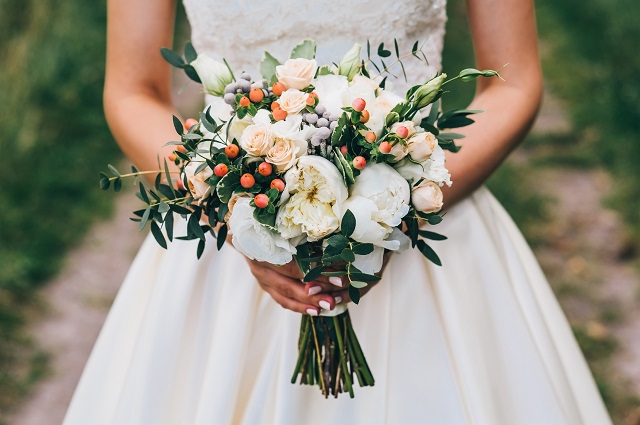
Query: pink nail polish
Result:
<box><xmin>306</xmin><ymin>308</ymin><xmax>318</xmax><ymax>316</ymax></box>
<box><xmin>308</xmin><ymin>286</ymin><xmax>321</xmax><ymax>296</ymax></box>
<box><xmin>319</xmin><ymin>300</ymin><xmax>331</xmax><ymax>310</ymax></box>
<box><xmin>335</xmin><ymin>296</ymin><xmax>342</xmax><ymax>304</ymax></box>
<box><xmin>329</xmin><ymin>277</ymin><xmax>342</xmax><ymax>287</ymax></box>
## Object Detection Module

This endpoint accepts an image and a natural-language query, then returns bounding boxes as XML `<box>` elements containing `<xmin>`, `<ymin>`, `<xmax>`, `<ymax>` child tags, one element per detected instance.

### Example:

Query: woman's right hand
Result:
<box><xmin>244</xmin><ymin>258</ymin><xmax>344</xmax><ymax>316</ymax></box>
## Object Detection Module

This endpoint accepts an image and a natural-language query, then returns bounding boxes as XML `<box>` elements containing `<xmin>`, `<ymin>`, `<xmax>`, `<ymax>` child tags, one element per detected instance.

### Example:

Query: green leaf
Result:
<box><xmin>107</xmin><ymin>164</ymin><xmax>121</xmax><ymax>177</ymax></box>
<box><xmin>304</xmin><ymin>265</ymin><xmax>326</xmax><ymax>282</ymax></box>
<box><xmin>184</xmin><ymin>41</ymin><xmax>198</xmax><ymax>63</ymax></box>
<box><xmin>158</xmin><ymin>201</ymin><xmax>170</xmax><ymax>214</ymax></box>
<box><xmin>217</xmin><ymin>224</ymin><xmax>227</xmax><ymax>250</ymax></box>
<box><xmin>427</xmin><ymin>215</ymin><xmax>443</xmax><ymax>225</ymax></box>
<box><xmin>197</xmin><ymin>239</ymin><xmax>205</xmax><ymax>259</ymax></box>
<box><xmin>349</xmin><ymin>272</ymin><xmax>380</xmax><ymax>282</ymax></box>
<box><xmin>321</xmin><ymin>271</ymin><xmax>347</xmax><ymax>277</ymax></box>
<box><xmin>165</xmin><ymin>211</ymin><xmax>174</xmax><ymax>242</ymax></box>
<box><xmin>260</xmin><ymin>51</ymin><xmax>281</xmax><ymax>86</ymax></box>
<box><xmin>164</xmin><ymin>159</ymin><xmax>177</xmax><ymax>198</ymax></box>
<box><xmin>140</xmin><ymin>208</ymin><xmax>151</xmax><ymax>230</ymax></box>
<box><xmin>150</xmin><ymin>221</ymin><xmax>167</xmax><ymax>249</ymax></box>
<box><xmin>138</xmin><ymin>182</ymin><xmax>150</xmax><ymax>203</ymax></box>
<box><xmin>169</xmin><ymin>204</ymin><xmax>192</xmax><ymax>215</ymax></box>
<box><xmin>160</xmin><ymin>47</ymin><xmax>185</xmax><ymax>68</ymax></box>
<box><xmin>327</xmin><ymin>234</ymin><xmax>349</xmax><ymax>249</ymax></box>
<box><xmin>385</xmin><ymin>111</ymin><xmax>400</xmax><ymax>127</ymax></box>
<box><xmin>377</xmin><ymin>43</ymin><xmax>391</xmax><ymax>58</ymax></box>
<box><xmin>349</xmin><ymin>285</ymin><xmax>361</xmax><ymax>304</ymax></box>
<box><xmin>333</xmin><ymin>147</ymin><xmax>355</xmax><ymax>186</ymax></box>
<box><xmin>417</xmin><ymin>230</ymin><xmax>447</xmax><ymax>240</ymax></box>
<box><xmin>417</xmin><ymin>239</ymin><xmax>442</xmax><ymax>266</ymax></box>
<box><xmin>188</xmin><ymin>214</ymin><xmax>206</xmax><ymax>241</ymax></box>
<box><xmin>317</xmin><ymin>65</ymin><xmax>333</xmax><ymax>76</ymax></box>
<box><xmin>113</xmin><ymin>178</ymin><xmax>122</xmax><ymax>192</ymax></box>
<box><xmin>172</xmin><ymin>115</ymin><xmax>184</xmax><ymax>135</ymax></box>
<box><xmin>340</xmin><ymin>248</ymin><xmax>356</xmax><ymax>263</ymax></box>
<box><xmin>350</xmin><ymin>280</ymin><xmax>368</xmax><ymax>289</ymax></box>
<box><xmin>183</xmin><ymin>65</ymin><xmax>202</xmax><ymax>83</ymax></box>
<box><xmin>216</xmin><ymin>171</ymin><xmax>241</xmax><ymax>203</ymax></box>
<box><xmin>99</xmin><ymin>177</ymin><xmax>110</xmax><ymax>190</ymax></box>
<box><xmin>341</xmin><ymin>209</ymin><xmax>356</xmax><ymax>237</ymax></box>
<box><xmin>290</xmin><ymin>39</ymin><xmax>317</xmax><ymax>59</ymax></box>
<box><xmin>352</xmin><ymin>243</ymin><xmax>374</xmax><ymax>255</ymax></box>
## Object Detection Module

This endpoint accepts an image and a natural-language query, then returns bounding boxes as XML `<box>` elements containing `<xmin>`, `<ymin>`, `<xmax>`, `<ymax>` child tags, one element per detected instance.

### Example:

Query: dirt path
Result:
<box><xmin>7</xmin><ymin>193</ymin><xmax>146</xmax><ymax>425</ymax></box>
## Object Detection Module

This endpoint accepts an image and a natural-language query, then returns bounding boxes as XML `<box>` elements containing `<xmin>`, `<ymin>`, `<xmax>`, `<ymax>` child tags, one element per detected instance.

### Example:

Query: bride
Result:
<box><xmin>64</xmin><ymin>0</ymin><xmax>612</xmax><ymax>424</ymax></box>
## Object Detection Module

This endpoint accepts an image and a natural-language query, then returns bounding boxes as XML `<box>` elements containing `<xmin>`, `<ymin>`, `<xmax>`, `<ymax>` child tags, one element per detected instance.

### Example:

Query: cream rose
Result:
<box><xmin>408</xmin><ymin>131</ymin><xmax>437</xmax><ymax>162</ymax></box>
<box><xmin>265</xmin><ymin>115</ymin><xmax>310</xmax><ymax>172</ymax></box>
<box><xmin>278</xmin><ymin>89</ymin><xmax>309</xmax><ymax>115</ymax></box>
<box><xmin>412</xmin><ymin>181</ymin><xmax>443</xmax><ymax>213</ymax></box>
<box><xmin>276</xmin><ymin>58</ymin><xmax>318</xmax><ymax>90</ymax></box>
<box><xmin>183</xmin><ymin>160</ymin><xmax>213</xmax><ymax>203</ymax></box>
<box><xmin>367</xmin><ymin>90</ymin><xmax>405</xmax><ymax>135</ymax></box>
<box><xmin>276</xmin><ymin>156</ymin><xmax>348</xmax><ymax>242</ymax></box>
<box><xmin>240</xmin><ymin>123</ymin><xmax>274</xmax><ymax>156</ymax></box>
<box><xmin>228</xmin><ymin>198</ymin><xmax>296</xmax><ymax>265</ymax></box>
<box><xmin>388</xmin><ymin>141</ymin><xmax>409</xmax><ymax>162</ymax></box>
<box><xmin>390</xmin><ymin>121</ymin><xmax>417</xmax><ymax>137</ymax></box>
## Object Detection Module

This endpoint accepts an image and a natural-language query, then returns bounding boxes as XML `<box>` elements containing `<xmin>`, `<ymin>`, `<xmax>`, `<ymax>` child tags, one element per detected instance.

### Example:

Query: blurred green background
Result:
<box><xmin>0</xmin><ymin>0</ymin><xmax>639</xmax><ymax>423</ymax></box>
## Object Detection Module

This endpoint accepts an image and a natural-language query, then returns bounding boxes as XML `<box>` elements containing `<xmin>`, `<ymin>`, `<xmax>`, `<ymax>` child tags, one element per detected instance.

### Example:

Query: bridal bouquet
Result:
<box><xmin>100</xmin><ymin>39</ymin><xmax>500</xmax><ymax>397</ymax></box>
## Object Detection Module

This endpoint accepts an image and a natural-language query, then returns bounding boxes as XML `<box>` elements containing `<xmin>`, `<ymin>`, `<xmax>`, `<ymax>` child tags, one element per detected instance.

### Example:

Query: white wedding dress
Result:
<box><xmin>64</xmin><ymin>1</ymin><xmax>613</xmax><ymax>424</ymax></box>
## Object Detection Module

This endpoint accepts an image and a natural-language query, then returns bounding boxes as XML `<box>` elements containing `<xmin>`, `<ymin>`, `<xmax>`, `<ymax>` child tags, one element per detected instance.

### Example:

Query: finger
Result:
<box><xmin>258</xmin><ymin>266</ymin><xmax>337</xmax><ymax>311</ymax></box>
<box><xmin>261</xmin><ymin>285</ymin><xmax>320</xmax><ymax>316</ymax></box>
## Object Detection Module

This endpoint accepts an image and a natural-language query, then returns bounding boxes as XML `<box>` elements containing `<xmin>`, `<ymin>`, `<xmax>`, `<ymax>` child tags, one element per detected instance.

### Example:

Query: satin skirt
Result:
<box><xmin>63</xmin><ymin>187</ymin><xmax>612</xmax><ymax>425</ymax></box>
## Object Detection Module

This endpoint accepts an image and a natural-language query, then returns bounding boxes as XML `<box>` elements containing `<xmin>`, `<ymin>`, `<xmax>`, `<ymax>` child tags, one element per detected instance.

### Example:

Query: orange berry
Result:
<box><xmin>309</xmin><ymin>92</ymin><xmax>318</xmax><ymax>99</ymax></box>
<box><xmin>395</xmin><ymin>125</ymin><xmax>409</xmax><ymax>139</ymax></box>
<box><xmin>240</xmin><ymin>173</ymin><xmax>255</xmax><ymax>188</ymax></box>
<box><xmin>176</xmin><ymin>179</ymin><xmax>186</xmax><ymax>191</ymax></box>
<box><xmin>340</xmin><ymin>145</ymin><xmax>348</xmax><ymax>156</ymax></box>
<box><xmin>379</xmin><ymin>141</ymin><xmax>392</xmax><ymax>154</ymax></box>
<box><xmin>225</xmin><ymin>144</ymin><xmax>240</xmax><ymax>159</ymax></box>
<box><xmin>272</xmin><ymin>108</ymin><xmax>288</xmax><ymax>121</ymax></box>
<box><xmin>254</xmin><ymin>194</ymin><xmax>270</xmax><ymax>209</ymax></box>
<box><xmin>272</xmin><ymin>82</ymin><xmax>286</xmax><ymax>96</ymax></box>
<box><xmin>214</xmin><ymin>163</ymin><xmax>229</xmax><ymax>177</ymax></box>
<box><xmin>305</xmin><ymin>96</ymin><xmax>316</xmax><ymax>106</ymax></box>
<box><xmin>168</xmin><ymin>153</ymin><xmax>177</xmax><ymax>162</ymax></box>
<box><xmin>270</xmin><ymin>178</ymin><xmax>285</xmax><ymax>192</ymax></box>
<box><xmin>271</xmin><ymin>101</ymin><xmax>281</xmax><ymax>111</ymax></box>
<box><xmin>258</xmin><ymin>162</ymin><xmax>273</xmax><ymax>176</ymax></box>
<box><xmin>352</xmin><ymin>98</ymin><xmax>366</xmax><ymax>112</ymax></box>
<box><xmin>249</xmin><ymin>88</ymin><xmax>264</xmax><ymax>103</ymax></box>
<box><xmin>184</xmin><ymin>118</ymin><xmax>198</xmax><ymax>131</ymax></box>
<box><xmin>176</xmin><ymin>145</ymin><xmax>187</xmax><ymax>153</ymax></box>
<box><xmin>365</xmin><ymin>131</ymin><xmax>376</xmax><ymax>143</ymax></box>
<box><xmin>239</xmin><ymin>96</ymin><xmax>250</xmax><ymax>107</ymax></box>
<box><xmin>360</xmin><ymin>110</ymin><xmax>370</xmax><ymax>123</ymax></box>
<box><xmin>352</xmin><ymin>156</ymin><xmax>366</xmax><ymax>170</ymax></box>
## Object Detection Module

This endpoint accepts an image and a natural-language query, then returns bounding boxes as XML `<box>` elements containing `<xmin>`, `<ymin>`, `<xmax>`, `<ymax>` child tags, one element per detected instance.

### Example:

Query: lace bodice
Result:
<box><xmin>183</xmin><ymin>0</ymin><xmax>447</xmax><ymax>91</ymax></box>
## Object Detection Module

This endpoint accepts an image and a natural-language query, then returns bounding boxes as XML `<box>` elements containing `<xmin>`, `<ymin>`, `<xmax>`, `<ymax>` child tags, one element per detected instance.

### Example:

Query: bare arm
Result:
<box><xmin>442</xmin><ymin>0</ymin><xmax>543</xmax><ymax>207</ymax></box>
<box><xmin>104</xmin><ymin>0</ymin><xmax>179</xmax><ymax>174</ymax></box>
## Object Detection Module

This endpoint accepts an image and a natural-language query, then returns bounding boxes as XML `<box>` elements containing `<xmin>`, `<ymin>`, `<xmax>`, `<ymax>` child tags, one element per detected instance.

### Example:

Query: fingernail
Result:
<box><xmin>306</xmin><ymin>308</ymin><xmax>318</xmax><ymax>316</ymax></box>
<box><xmin>319</xmin><ymin>300</ymin><xmax>332</xmax><ymax>310</ymax></box>
<box><xmin>308</xmin><ymin>286</ymin><xmax>321</xmax><ymax>296</ymax></box>
<box><xmin>329</xmin><ymin>277</ymin><xmax>342</xmax><ymax>287</ymax></box>
<box><xmin>335</xmin><ymin>296</ymin><xmax>342</xmax><ymax>304</ymax></box>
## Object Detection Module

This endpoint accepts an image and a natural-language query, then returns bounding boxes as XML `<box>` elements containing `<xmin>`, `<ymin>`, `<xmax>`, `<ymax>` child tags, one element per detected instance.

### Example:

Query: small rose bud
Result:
<box><xmin>184</xmin><ymin>118</ymin><xmax>198</xmax><ymax>131</ymax></box>
<box><xmin>240</xmin><ymin>173</ymin><xmax>255</xmax><ymax>188</ymax></box>
<box><xmin>214</xmin><ymin>163</ymin><xmax>228</xmax><ymax>177</ymax></box>
<box><xmin>379</xmin><ymin>141</ymin><xmax>392</xmax><ymax>154</ymax></box>
<box><xmin>224</xmin><ymin>144</ymin><xmax>239</xmax><ymax>159</ymax></box>
<box><xmin>254</xmin><ymin>194</ymin><xmax>269</xmax><ymax>209</ymax></box>
<box><xmin>352</xmin><ymin>156</ymin><xmax>366</xmax><ymax>170</ymax></box>
<box><xmin>270</xmin><ymin>178</ymin><xmax>285</xmax><ymax>192</ymax></box>
<box><xmin>352</xmin><ymin>97</ymin><xmax>366</xmax><ymax>112</ymax></box>
<box><xmin>258</xmin><ymin>162</ymin><xmax>273</xmax><ymax>176</ymax></box>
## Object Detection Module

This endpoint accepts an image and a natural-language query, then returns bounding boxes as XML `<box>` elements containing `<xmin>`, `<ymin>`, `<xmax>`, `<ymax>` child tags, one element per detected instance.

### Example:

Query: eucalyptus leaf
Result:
<box><xmin>417</xmin><ymin>239</ymin><xmax>442</xmax><ymax>266</ymax></box>
<box><xmin>352</xmin><ymin>243</ymin><xmax>374</xmax><ymax>255</ymax></box>
<box><xmin>165</xmin><ymin>211</ymin><xmax>174</xmax><ymax>242</ymax></box>
<box><xmin>197</xmin><ymin>239</ymin><xmax>205</xmax><ymax>259</ymax></box>
<box><xmin>113</xmin><ymin>178</ymin><xmax>122</xmax><ymax>192</ymax></box>
<box><xmin>304</xmin><ymin>265</ymin><xmax>326</xmax><ymax>283</ymax></box>
<box><xmin>183</xmin><ymin>65</ymin><xmax>202</xmax><ymax>83</ymax></box>
<box><xmin>417</xmin><ymin>230</ymin><xmax>448</xmax><ymax>240</ymax></box>
<box><xmin>184</xmin><ymin>41</ymin><xmax>198</xmax><ymax>63</ymax></box>
<box><xmin>217</xmin><ymin>224</ymin><xmax>227</xmax><ymax>250</ymax></box>
<box><xmin>172</xmin><ymin>115</ymin><xmax>184</xmax><ymax>135</ymax></box>
<box><xmin>349</xmin><ymin>272</ymin><xmax>380</xmax><ymax>282</ymax></box>
<box><xmin>150</xmin><ymin>221</ymin><xmax>167</xmax><ymax>249</ymax></box>
<box><xmin>140</xmin><ymin>208</ymin><xmax>151</xmax><ymax>230</ymax></box>
<box><xmin>340</xmin><ymin>248</ymin><xmax>356</xmax><ymax>263</ymax></box>
<box><xmin>99</xmin><ymin>177</ymin><xmax>110</xmax><ymax>190</ymax></box>
<box><xmin>290</xmin><ymin>39</ymin><xmax>317</xmax><ymax>59</ymax></box>
<box><xmin>188</xmin><ymin>214</ymin><xmax>206</xmax><ymax>241</ymax></box>
<box><xmin>350</xmin><ymin>280</ymin><xmax>368</xmax><ymax>289</ymax></box>
<box><xmin>349</xmin><ymin>285</ymin><xmax>361</xmax><ymax>304</ymax></box>
<box><xmin>160</xmin><ymin>47</ymin><xmax>185</xmax><ymax>68</ymax></box>
<box><xmin>341</xmin><ymin>209</ymin><xmax>356</xmax><ymax>237</ymax></box>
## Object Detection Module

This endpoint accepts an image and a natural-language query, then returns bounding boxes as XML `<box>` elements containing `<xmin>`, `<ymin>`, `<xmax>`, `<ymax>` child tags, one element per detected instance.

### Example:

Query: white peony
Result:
<box><xmin>394</xmin><ymin>144</ymin><xmax>452</xmax><ymax>188</ymax></box>
<box><xmin>276</xmin><ymin>156</ymin><xmax>348</xmax><ymax>242</ymax></box>
<box><xmin>411</xmin><ymin>181</ymin><xmax>444</xmax><ymax>213</ymax></box>
<box><xmin>341</xmin><ymin>163</ymin><xmax>410</xmax><ymax>250</ymax></box>
<box><xmin>278</xmin><ymin>89</ymin><xmax>309</xmax><ymax>115</ymax></box>
<box><xmin>312</xmin><ymin>74</ymin><xmax>350</xmax><ymax>117</ymax></box>
<box><xmin>190</xmin><ymin>54</ymin><xmax>233</xmax><ymax>97</ymax></box>
<box><xmin>276</xmin><ymin>58</ymin><xmax>318</xmax><ymax>90</ymax></box>
<box><xmin>340</xmin><ymin>75</ymin><xmax>378</xmax><ymax>110</ymax></box>
<box><xmin>228</xmin><ymin>198</ymin><xmax>296</xmax><ymax>265</ymax></box>
<box><xmin>367</xmin><ymin>90</ymin><xmax>405</xmax><ymax>136</ymax></box>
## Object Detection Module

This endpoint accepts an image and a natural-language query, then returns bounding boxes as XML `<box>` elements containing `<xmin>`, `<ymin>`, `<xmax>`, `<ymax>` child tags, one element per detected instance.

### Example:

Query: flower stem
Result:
<box><xmin>333</xmin><ymin>315</ymin><xmax>354</xmax><ymax>398</ymax></box>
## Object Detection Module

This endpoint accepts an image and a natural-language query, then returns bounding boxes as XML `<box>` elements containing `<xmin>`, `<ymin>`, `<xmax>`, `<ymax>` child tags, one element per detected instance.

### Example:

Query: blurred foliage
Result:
<box><xmin>0</xmin><ymin>0</ymin><xmax>118</xmax><ymax>415</ymax></box>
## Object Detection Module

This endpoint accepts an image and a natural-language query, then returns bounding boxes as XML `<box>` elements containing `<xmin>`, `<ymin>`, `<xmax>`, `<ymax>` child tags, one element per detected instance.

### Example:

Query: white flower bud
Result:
<box><xmin>338</xmin><ymin>43</ymin><xmax>362</xmax><ymax>81</ymax></box>
<box><xmin>190</xmin><ymin>54</ymin><xmax>233</xmax><ymax>97</ymax></box>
